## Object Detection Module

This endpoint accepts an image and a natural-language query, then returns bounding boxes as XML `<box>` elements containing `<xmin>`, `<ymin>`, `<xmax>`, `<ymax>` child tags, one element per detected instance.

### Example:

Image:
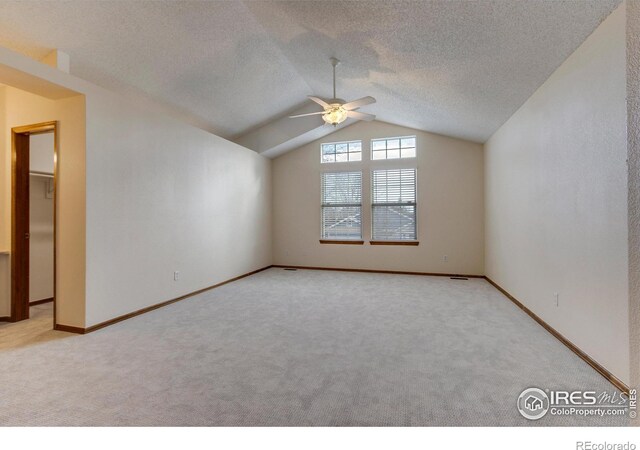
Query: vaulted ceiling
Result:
<box><xmin>0</xmin><ymin>0</ymin><xmax>620</xmax><ymax>146</ymax></box>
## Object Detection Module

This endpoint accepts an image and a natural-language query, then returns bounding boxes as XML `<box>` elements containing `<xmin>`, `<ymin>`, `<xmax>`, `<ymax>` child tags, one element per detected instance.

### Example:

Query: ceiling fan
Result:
<box><xmin>289</xmin><ymin>57</ymin><xmax>376</xmax><ymax>126</ymax></box>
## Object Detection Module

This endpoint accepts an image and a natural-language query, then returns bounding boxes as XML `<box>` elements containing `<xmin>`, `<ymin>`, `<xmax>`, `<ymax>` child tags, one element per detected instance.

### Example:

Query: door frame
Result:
<box><xmin>11</xmin><ymin>121</ymin><xmax>57</xmax><ymax>324</ymax></box>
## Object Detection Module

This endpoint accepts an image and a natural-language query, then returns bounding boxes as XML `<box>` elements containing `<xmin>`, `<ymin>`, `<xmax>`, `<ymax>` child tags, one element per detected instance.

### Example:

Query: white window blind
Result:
<box><xmin>321</xmin><ymin>171</ymin><xmax>362</xmax><ymax>240</ymax></box>
<box><xmin>371</xmin><ymin>136</ymin><xmax>416</xmax><ymax>160</ymax></box>
<box><xmin>372</xmin><ymin>168</ymin><xmax>417</xmax><ymax>240</ymax></box>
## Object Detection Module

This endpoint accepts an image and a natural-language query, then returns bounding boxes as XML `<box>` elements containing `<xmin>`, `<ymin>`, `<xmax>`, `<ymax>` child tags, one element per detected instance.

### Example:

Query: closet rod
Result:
<box><xmin>29</xmin><ymin>171</ymin><xmax>53</xmax><ymax>178</ymax></box>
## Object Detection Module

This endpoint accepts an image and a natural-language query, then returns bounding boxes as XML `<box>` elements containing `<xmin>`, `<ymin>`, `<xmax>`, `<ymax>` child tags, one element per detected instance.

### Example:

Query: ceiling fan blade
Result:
<box><xmin>289</xmin><ymin>111</ymin><xmax>326</xmax><ymax>119</ymax></box>
<box><xmin>347</xmin><ymin>110</ymin><xmax>376</xmax><ymax>121</ymax></box>
<box><xmin>342</xmin><ymin>96</ymin><xmax>376</xmax><ymax>111</ymax></box>
<box><xmin>308</xmin><ymin>96</ymin><xmax>330</xmax><ymax>109</ymax></box>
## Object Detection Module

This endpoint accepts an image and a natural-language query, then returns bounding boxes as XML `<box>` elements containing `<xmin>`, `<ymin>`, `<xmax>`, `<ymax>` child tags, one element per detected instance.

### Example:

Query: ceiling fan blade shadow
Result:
<box><xmin>308</xmin><ymin>96</ymin><xmax>330</xmax><ymax>109</ymax></box>
<box><xmin>289</xmin><ymin>111</ymin><xmax>326</xmax><ymax>119</ymax></box>
<box><xmin>347</xmin><ymin>110</ymin><xmax>376</xmax><ymax>121</ymax></box>
<box><xmin>342</xmin><ymin>96</ymin><xmax>376</xmax><ymax>111</ymax></box>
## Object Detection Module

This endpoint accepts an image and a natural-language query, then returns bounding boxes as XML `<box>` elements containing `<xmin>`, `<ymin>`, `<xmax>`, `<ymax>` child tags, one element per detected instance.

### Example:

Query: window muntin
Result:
<box><xmin>371</xmin><ymin>136</ymin><xmax>416</xmax><ymax>160</ymax></box>
<box><xmin>321</xmin><ymin>140</ymin><xmax>363</xmax><ymax>163</ymax></box>
<box><xmin>321</xmin><ymin>171</ymin><xmax>362</xmax><ymax>240</ymax></box>
<box><xmin>371</xmin><ymin>168</ymin><xmax>417</xmax><ymax>241</ymax></box>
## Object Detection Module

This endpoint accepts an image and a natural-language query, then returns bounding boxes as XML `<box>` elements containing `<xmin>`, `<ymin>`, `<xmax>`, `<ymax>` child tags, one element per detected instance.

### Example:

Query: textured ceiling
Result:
<box><xmin>0</xmin><ymin>0</ymin><xmax>621</xmax><ymax>143</ymax></box>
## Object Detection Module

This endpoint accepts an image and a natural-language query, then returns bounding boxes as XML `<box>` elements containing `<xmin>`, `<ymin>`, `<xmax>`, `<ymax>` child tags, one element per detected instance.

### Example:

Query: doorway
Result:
<box><xmin>11</xmin><ymin>121</ymin><xmax>57</xmax><ymax>325</ymax></box>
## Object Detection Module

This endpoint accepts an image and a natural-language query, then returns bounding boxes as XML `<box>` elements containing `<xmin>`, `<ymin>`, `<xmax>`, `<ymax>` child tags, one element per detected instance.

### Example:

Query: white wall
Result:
<box><xmin>0</xmin><ymin>85</ymin><xmax>7</xmax><ymax>316</ymax></box>
<box><xmin>29</xmin><ymin>175</ymin><xmax>53</xmax><ymax>302</ymax></box>
<box><xmin>84</xmin><ymin>90</ymin><xmax>272</xmax><ymax>327</ymax></box>
<box><xmin>0</xmin><ymin>254</ymin><xmax>7</xmax><ymax>316</ymax></box>
<box><xmin>485</xmin><ymin>4</ymin><xmax>629</xmax><ymax>384</ymax></box>
<box><xmin>29</xmin><ymin>132</ymin><xmax>55</xmax><ymax>303</ymax></box>
<box><xmin>30</xmin><ymin>132</ymin><xmax>54</xmax><ymax>174</ymax></box>
<box><xmin>0</xmin><ymin>46</ymin><xmax>272</xmax><ymax>328</ymax></box>
<box><xmin>272</xmin><ymin>121</ymin><xmax>484</xmax><ymax>275</ymax></box>
<box><xmin>626</xmin><ymin>0</ymin><xmax>640</xmax><ymax>392</ymax></box>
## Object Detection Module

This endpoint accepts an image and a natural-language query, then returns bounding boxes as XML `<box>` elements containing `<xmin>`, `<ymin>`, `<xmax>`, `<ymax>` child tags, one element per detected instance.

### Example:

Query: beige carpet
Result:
<box><xmin>0</xmin><ymin>269</ymin><xmax>629</xmax><ymax>426</ymax></box>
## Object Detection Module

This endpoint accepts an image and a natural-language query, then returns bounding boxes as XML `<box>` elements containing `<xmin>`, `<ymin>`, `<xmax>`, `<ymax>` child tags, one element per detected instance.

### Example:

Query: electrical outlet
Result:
<box><xmin>174</xmin><ymin>271</ymin><xmax>180</xmax><ymax>281</ymax></box>
<box><xmin>554</xmin><ymin>292</ymin><xmax>559</xmax><ymax>307</ymax></box>
<box><xmin>443</xmin><ymin>255</ymin><xmax>448</xmax><ymax>263</ymax></box>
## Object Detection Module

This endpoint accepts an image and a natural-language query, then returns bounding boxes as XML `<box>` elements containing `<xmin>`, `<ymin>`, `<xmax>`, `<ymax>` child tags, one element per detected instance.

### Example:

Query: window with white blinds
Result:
<box><xmin>372</xmin><ymin>168</ymin><xmax>417</xmax><ymax>241</ymax></box>
<box><xmin>321</xmin><ymin>171</ymin><xmax>362</xmax><ymax>240</ymax></box>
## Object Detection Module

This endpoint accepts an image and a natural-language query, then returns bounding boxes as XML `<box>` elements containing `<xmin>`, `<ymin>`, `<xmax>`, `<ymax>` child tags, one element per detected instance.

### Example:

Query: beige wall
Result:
<box><xmin>0</xmin><ymin>86</ymin><xmax>86</xmax><ymax>325</ymax></box>
<box><xmin>29</xmin><ymin>175</ymin><xmax>53</xmax><ymax>302</ymax></box>
<box><xmin>272</xmin><ymin>121</ymin><xmax>484</xmax><ymax>275</ymax></box>
<box><xmin>485</xmin><ymin>4</ymin><xmax>629</xmax><ymax>384</ymax></box>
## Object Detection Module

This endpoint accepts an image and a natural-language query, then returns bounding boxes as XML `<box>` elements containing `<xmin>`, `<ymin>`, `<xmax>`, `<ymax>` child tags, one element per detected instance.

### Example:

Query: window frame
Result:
<box><xmin>320</xmin><ymin>139</ymin><xmax>363</xmax><ymax>164</ymax></box>
<box><xmin>370</xmin><ymin>167</ymin><xmax>418</xmax><ymax>242</ymax></box>
<box><xmin>320</xmin><ymin>170</ymin><xmax>364</xmax><ymax>242</ymax></box>
<box><xmin>370</xmin><ymin>135</ymin><xmax>417</xmax><ymax>161</ymax></box>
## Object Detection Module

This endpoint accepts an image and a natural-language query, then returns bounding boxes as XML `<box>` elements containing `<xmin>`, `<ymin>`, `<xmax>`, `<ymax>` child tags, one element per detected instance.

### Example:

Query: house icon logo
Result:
<box><xmin>525</xmin><ymin>395</ymin><xmax>543</xmax><ymax>411</ymax></box>
<box><xmin>517</xmin><ymin>388</ymin><xmax>550</xmax><ymax>420</ymax></box>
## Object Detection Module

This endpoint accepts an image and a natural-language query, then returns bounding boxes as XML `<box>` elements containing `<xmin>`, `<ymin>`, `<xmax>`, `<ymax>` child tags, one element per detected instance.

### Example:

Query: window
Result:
<box><xmin>321</xmin><ymin>140</ymin><xmax>362</xmax><ymax>163</ymax></box>
<box><xmin>321</xmin><ymin>171</ymin><xmax>362</xmax><ymax>240</ymax></box>
<box><xmin>372</xmin><ymin>168</ymin><xmax>417</xmax><ymax>241</ymax></box>
<box><xmin>371</xmin><ymin>136</ymin><xmax>416</xmax><ymax>160</ymax></box>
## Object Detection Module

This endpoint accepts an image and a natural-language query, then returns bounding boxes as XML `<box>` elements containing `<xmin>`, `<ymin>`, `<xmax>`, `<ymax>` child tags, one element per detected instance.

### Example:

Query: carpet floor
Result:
<box><xmin>0</xmin><ymin>268</ymin><xmax>628</xmax><ymax>426</ymax></box>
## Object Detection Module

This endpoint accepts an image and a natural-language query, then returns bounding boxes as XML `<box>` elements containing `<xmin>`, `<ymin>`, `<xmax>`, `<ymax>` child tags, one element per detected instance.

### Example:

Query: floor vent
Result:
<box><xmin>283</xmin><ymin>268</ymin><xmax>297</xmax><ymax>271</ymax></box>
<box><xmin>450</xmin><ymin>277</ymin><xmax>468</xmax><ymax>280</ymax></box>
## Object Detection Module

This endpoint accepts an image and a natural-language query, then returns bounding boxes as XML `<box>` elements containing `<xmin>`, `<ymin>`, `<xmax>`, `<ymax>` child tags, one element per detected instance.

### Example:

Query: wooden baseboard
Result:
<box><xmin>30</xmin><ymin>297</ymin><xmax>53</xmax><ymax>306</ymax></box>
<box><xmin>54</xmin><ymin>324</ymin><xmax>85</xmax><ymax>334</ymax></box>
<box><xmin>272</xmin><ymin>264</ymin><xmax>484</xmax><ymax>279</ymax></box>
<box><xmin>484</xmin><ymin>276</ymin><xmax>630</xmax><ymax>395</ymax></box>
<box><xmin>54</xmin><ymin>265</ymin><xmax>273</xmax><ymax>335</ymax></box>
<box><xmin>0</xmin><ymin>316</ymin><xmax>10</xmax><ymax>322</ymax></box>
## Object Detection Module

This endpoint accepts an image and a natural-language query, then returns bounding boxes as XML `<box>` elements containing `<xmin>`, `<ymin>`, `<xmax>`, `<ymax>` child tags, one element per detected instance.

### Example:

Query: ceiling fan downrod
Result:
<box><xmin>330</xmin><ymin>57</ymin><xmax>340</xmax><ymax>100</ymax></box>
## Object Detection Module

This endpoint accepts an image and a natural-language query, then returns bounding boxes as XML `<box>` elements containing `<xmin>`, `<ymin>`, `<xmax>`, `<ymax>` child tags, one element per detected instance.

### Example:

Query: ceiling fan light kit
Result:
<box><xmin>323</xmin><ymin>105</ymin><xmax>349</xmax><ymax>125</ymax></box>
<box><xmin>289</xmin><ymin>57</ymin><xmax>376</xmax><ymax>126</ymax></box>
